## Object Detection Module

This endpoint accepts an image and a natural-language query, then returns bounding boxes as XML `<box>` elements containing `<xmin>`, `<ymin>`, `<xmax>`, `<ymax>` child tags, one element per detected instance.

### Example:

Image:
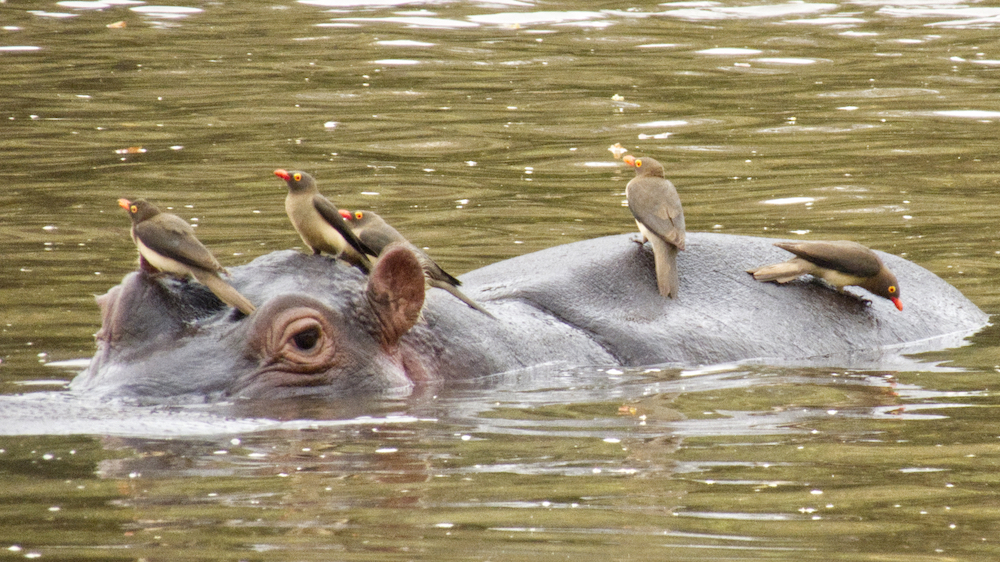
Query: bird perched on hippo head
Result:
<box><xmin>274</xmin><ymin>168</ymin><xmax>377</xmax><ymax>272</ymax></box>
<box><xmin>118</xmin><ymin>198</ymin><xmax>256</xmax><ymax>316</ymax></box>
<box><xmin>339</xmin><ymin>208</ymin><xmax>494</xmax><ymax>318</ymax></box>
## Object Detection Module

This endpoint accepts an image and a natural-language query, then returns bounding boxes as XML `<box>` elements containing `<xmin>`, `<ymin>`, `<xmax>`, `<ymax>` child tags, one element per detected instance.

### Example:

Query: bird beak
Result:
<box><xmin>118</xmin><ymin>198</ymin><xmax>131</xmax><ymax>210</ymax></box>
<box><xmin>274</xmin><ymin>169</ymin><xmax>290</xmax><ymax>181</ymax></box>
<box><xmin>339</xmin><ymin>209</ymin><xmax>352</xmax><ymax>219</ymax></box>
<box><xmin>892</xmin><ymin>297</ymin><xmax>903</xmax><ymax>311</ymax></box>
<box><xmin>622</xmin><ymin>155</ymin><xmax>636</xmax><ymax>167</ymax></box>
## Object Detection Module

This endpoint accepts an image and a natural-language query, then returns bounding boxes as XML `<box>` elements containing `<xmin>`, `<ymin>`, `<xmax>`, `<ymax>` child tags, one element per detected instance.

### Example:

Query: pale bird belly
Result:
<box><xmin>636</xmin><ymin>220</ymin><xmax>680</xmax><ymax>248</ymax></box>
<box><xmin>635</xmin><ymin>220</ymin><xmax>652</xmax><ymax>243</ymax></box>
<box><xmin>814</xmin><ymin>268</ymin><xmax>863</xmax><ymax>289</ymax></box>
<box><xmin>136</xmin><ymin>238</ymin><xmax>192</xmax><ymax>277</ymax></box>
<box><xmin>288</xmin><ymin>204</ymin><xmax>346</xmax><ymax>253</ymax></box>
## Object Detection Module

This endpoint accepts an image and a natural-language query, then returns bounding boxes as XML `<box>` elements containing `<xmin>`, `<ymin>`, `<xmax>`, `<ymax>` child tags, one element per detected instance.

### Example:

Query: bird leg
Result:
<box><xmin>833</xmin><ymin>284</ymin><xmax>871</xmax><ymax>307</ymax></box>
<box><xmin>138</xmin><ymin>255</ymin><xmax>159</xmax><ymax>274</ymax></box>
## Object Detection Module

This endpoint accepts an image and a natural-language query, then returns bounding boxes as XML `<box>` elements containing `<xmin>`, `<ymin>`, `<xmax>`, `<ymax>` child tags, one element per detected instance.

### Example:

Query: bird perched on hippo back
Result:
<box><xmin>748</xmin><ymin>240</ymin><xmax>903</xmax><ymax>311</ymax></box>
<box><xmin>274</xmin><ymin>169</ymin><xmax>377</xmax><ymax>272</ymax></box>
<box><xmin>622</xmin><ymin>154</ymin><xmax>686</xmax><ymax>299</ymax></box>
<box><xmin>118</xmin><ymin>198</ymin><xmax>256</xmax><ymax>315</ymax></box>
<box><xmin>340</xmin><ymin>209</ymin><xmax>494</xmax><ymax>317</ymax></box>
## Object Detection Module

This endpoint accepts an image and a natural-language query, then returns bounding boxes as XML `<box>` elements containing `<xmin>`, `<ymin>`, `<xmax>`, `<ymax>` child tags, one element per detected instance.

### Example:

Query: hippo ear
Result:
<box><xmin>365</xmin><ymin>242</ymin><xmax>425</xmax><ymax>346</ymax></box>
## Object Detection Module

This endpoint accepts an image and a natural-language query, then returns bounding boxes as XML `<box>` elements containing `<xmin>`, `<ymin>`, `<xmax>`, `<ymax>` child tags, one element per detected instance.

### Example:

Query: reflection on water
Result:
<box><xmin>3</xmin><ymin>0</ymin><xmax>1000</xmax><ymax>559</ymax></box>
<box><xmin>1</xmin><ymin>364</ymin><xmax>996</xmax><ymax>558</ymax></box>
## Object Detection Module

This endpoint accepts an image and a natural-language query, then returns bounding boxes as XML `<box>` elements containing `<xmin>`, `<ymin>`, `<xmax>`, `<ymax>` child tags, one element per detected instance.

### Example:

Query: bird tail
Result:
<box><xmin>193</xmin><ymin>270</ymin><xmax>257</xmax><ymax>315</ymax></box>
<box><xmin>747</xmin><ymin>259</ymin><xmax>810</xmax><ymax>284</ymax></box>
<box><xmin>650</xmin><ymin>238</ymin><xmax>679</xmax><ymax>299</ymax></box>
<box><xmin>429</xmin><ymin>279</ymin><xmax>495</xmax><ymax>318</ymax></box>
<box><xmin>421</xmin><ymin>257</ymin><xmax>462</xmax><ymax>287</ymax></box>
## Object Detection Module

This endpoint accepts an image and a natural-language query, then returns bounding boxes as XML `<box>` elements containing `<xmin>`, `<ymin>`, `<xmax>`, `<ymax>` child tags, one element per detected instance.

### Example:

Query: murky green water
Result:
<box><xmin>3</xmin><ymin>0</ymin><xmax>1000</xmax><ymax>559</ymax></box>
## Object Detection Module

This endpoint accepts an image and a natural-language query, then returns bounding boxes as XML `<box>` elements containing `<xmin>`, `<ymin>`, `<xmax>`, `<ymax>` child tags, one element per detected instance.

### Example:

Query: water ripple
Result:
<box><xmin>301</xmin><ymin>0</ymin><xmax>446</xmax><ymax>7</ymax></box>
<box><xmin>467</xmin><ymin>11</ymin><xmax>606</xmax><ymax>26</ymax></box>
<box><xmin>331</xmin><ymin>16</ymin><xmax>479</xmax><ymax>28</ymax></box>
<box><xmin>661</xmin><ymin>2</ymin><xmax>837</xmax><ymax>21</ymax></box>
<box><xmin>57</xmin><ymin>0</ymin><xmax>144</xmax><ymax>9</ymax></box>
<box><xmin>933</xmin><ymin>110</ymin><xmax>1000</xmax><ymax>119</ymax></box>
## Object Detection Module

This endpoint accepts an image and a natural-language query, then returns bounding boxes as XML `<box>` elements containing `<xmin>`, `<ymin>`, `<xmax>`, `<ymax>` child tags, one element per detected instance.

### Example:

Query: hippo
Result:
<box><xmin>71</xmin><ymin>233</ymin><xmax>989</xmax><ymax>400</ymax></box>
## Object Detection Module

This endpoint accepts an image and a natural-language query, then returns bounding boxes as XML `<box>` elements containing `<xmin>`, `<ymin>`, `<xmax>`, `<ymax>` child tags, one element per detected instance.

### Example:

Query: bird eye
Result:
<box><xmin>355</xmin><ymin>211</ymin><xmax>363</xmax><ymax>219</ymax></box>
<box><xmin>888</xmin><ymin>286</ymin><xmax>897</xmax><ymax>294</ymax></box>
<box><xmin>635</xmin><ymin>159</ymin><xmax>643</xmax><ymax>167</ymax></box>
<box><xmin>130</xmin><ymin>205</ymin><xmax>138</xmax><ymax>213</ymax></box>
<box><xmin>293</xmin><ymin>173</ymin><xmax>302</xmax><ymax>182</ymax></box>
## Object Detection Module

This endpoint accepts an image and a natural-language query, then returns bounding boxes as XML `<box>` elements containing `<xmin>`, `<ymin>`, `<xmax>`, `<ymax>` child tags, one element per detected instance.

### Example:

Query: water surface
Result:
<box><xmin>2</xmin><ymin>0</ymin><xmax>1000</xmax><ymax>559</ymax></box>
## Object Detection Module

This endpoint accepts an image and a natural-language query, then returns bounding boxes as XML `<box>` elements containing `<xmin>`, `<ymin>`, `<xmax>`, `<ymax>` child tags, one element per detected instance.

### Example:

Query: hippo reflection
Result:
<box><xmin>72</xmin><ymin>233</ymin><xmax>989</xmax><ymax>399</ymax></box>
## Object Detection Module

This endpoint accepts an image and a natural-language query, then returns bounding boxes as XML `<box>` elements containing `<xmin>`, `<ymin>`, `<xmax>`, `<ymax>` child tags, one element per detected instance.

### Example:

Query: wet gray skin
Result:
<box><xmin>71</xmin><ymin>233</ymin><xmax>989</xmax><ymax>400</ymax></box>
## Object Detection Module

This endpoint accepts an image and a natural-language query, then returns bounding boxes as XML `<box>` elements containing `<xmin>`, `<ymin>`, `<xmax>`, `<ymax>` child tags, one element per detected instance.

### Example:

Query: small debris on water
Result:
<box><xmin>608</xmin><ymin>142</ymin><xmax>627</xmax><ymax>159</ymax></box>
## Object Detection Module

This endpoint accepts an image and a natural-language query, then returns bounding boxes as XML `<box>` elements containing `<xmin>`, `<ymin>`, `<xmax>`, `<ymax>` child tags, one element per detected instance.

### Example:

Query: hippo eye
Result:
<box><xmin>252</xmin><ymin>301</ymin><xmax>339</xmax><ymax>374</ymax></box>
<box><xmin>293</xmin><ymin>172</ymin><xmax>302</xmax><ymax>182</ymax></box>
<box><xmin>273</xmin><ymin>314</ymin><xmax>330</xmax><ymax>361</ymax></box>
<box><xmin>292</xmin><ymin>326</ymin><xmax>320</xmax><ymax>351</ymax></box>
<box><xmin>888</xmin><ymin>286</ymin><xmax>897</xmax><ymax>294</ymax></box>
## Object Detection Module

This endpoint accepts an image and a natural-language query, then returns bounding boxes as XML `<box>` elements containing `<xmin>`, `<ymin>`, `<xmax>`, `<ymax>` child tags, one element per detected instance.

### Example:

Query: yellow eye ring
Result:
<box><xmin>888</xmin><ymin>286</ymin><xmax>897</xmax><ymax>294</ymax></box>
<box><xmin>635</xmin><ymin>159</ymin><xmax>643</xmax><ymax>168</ymax></box>
<box><xmin>293</xmin><ymin>173</ymin><xmax>302</xmax><ymax>181</ymax></box>
<box><xmin>355</xmin><ymin>211</ymin><xmax>364</xmax><ymax>219</ymax></box>
<box><xmin>130</xmin><ymin>205</ymin><xmax>138</xmax><ymax>213</ymax></box>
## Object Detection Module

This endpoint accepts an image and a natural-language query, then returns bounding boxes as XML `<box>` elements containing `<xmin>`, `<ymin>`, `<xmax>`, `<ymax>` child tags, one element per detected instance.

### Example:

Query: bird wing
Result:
<box><xmin>312</xmin><ymin>195</ymin><xmax>379</xmax><ymax>257</ymax></box>
<box><xmin>357</xmin><ymin>222</ymin><xmax>405</xmax><ymax>256</ymax></box>
<box><xmin>774</xmin><ymin>241</ymin><xmax>882</xmax><ymax>277</ymax></box>
<box><xmin>355</xmin><ymin>218</ymin><xmax>463</xmax><ymax>286</ymax></box>
<box><xmin>418</xmin><ymin>251</ymin><xmax>462</xmax><ymax>286</ymax></box>
<box><xmin>134</xmin><ymin>215</ymin><xmax>224</xmax><ymax>273</ymax></box>
<box><xmin>627</xmin><ymin>177</ymin><xmax>686</xmax><ymax>250</ymax></box>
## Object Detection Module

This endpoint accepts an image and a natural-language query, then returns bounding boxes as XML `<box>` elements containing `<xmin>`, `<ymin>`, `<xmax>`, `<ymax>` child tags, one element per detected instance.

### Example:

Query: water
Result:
<box><xmin>2</xmin><ymin>0</ymin><xmax>1000</xmax><ymax>559</ymax></box>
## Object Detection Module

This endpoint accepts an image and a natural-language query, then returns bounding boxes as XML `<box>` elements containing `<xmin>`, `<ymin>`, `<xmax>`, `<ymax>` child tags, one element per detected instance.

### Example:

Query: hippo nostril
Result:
<box><xmin>292</xmin><ymin>326</ymin><xmax>320</xmax><ymax>351</ymax></box>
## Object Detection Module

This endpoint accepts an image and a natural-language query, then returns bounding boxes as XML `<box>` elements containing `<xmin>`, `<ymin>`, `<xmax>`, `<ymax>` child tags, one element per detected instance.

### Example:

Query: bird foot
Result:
<box><xmin>141</xmin><ymin>269</ymin><xmax>172</xmax><ymax>281</ymax></box>
<box><xmin>836</xmin><ymin>286</ymin><xmax>871</xmax><ymax>307</ymax></box>
<box><xmin>228</xmin><ymin>308</ymin><xmax>249</xmax><ymax>321</ymax></box>
<box><xmin>138</xmin><ymin>257</ymin><xmax>161</xmax><ymax>275</ymax></box>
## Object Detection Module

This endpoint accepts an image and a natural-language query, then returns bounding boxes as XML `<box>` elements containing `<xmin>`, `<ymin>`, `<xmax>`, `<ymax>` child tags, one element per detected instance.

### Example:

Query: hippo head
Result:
<box><xmin>72</xmin><ymin>245</ymin><xmax>429</xmax><ymax>400</ymax></box>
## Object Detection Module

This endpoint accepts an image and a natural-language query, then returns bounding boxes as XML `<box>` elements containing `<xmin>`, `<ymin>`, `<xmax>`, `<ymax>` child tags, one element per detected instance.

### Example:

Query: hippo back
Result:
<box><xmin>462</xmin><ymin>233</ymin><xmax>988</xmax><ymax>367</ymax></box>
